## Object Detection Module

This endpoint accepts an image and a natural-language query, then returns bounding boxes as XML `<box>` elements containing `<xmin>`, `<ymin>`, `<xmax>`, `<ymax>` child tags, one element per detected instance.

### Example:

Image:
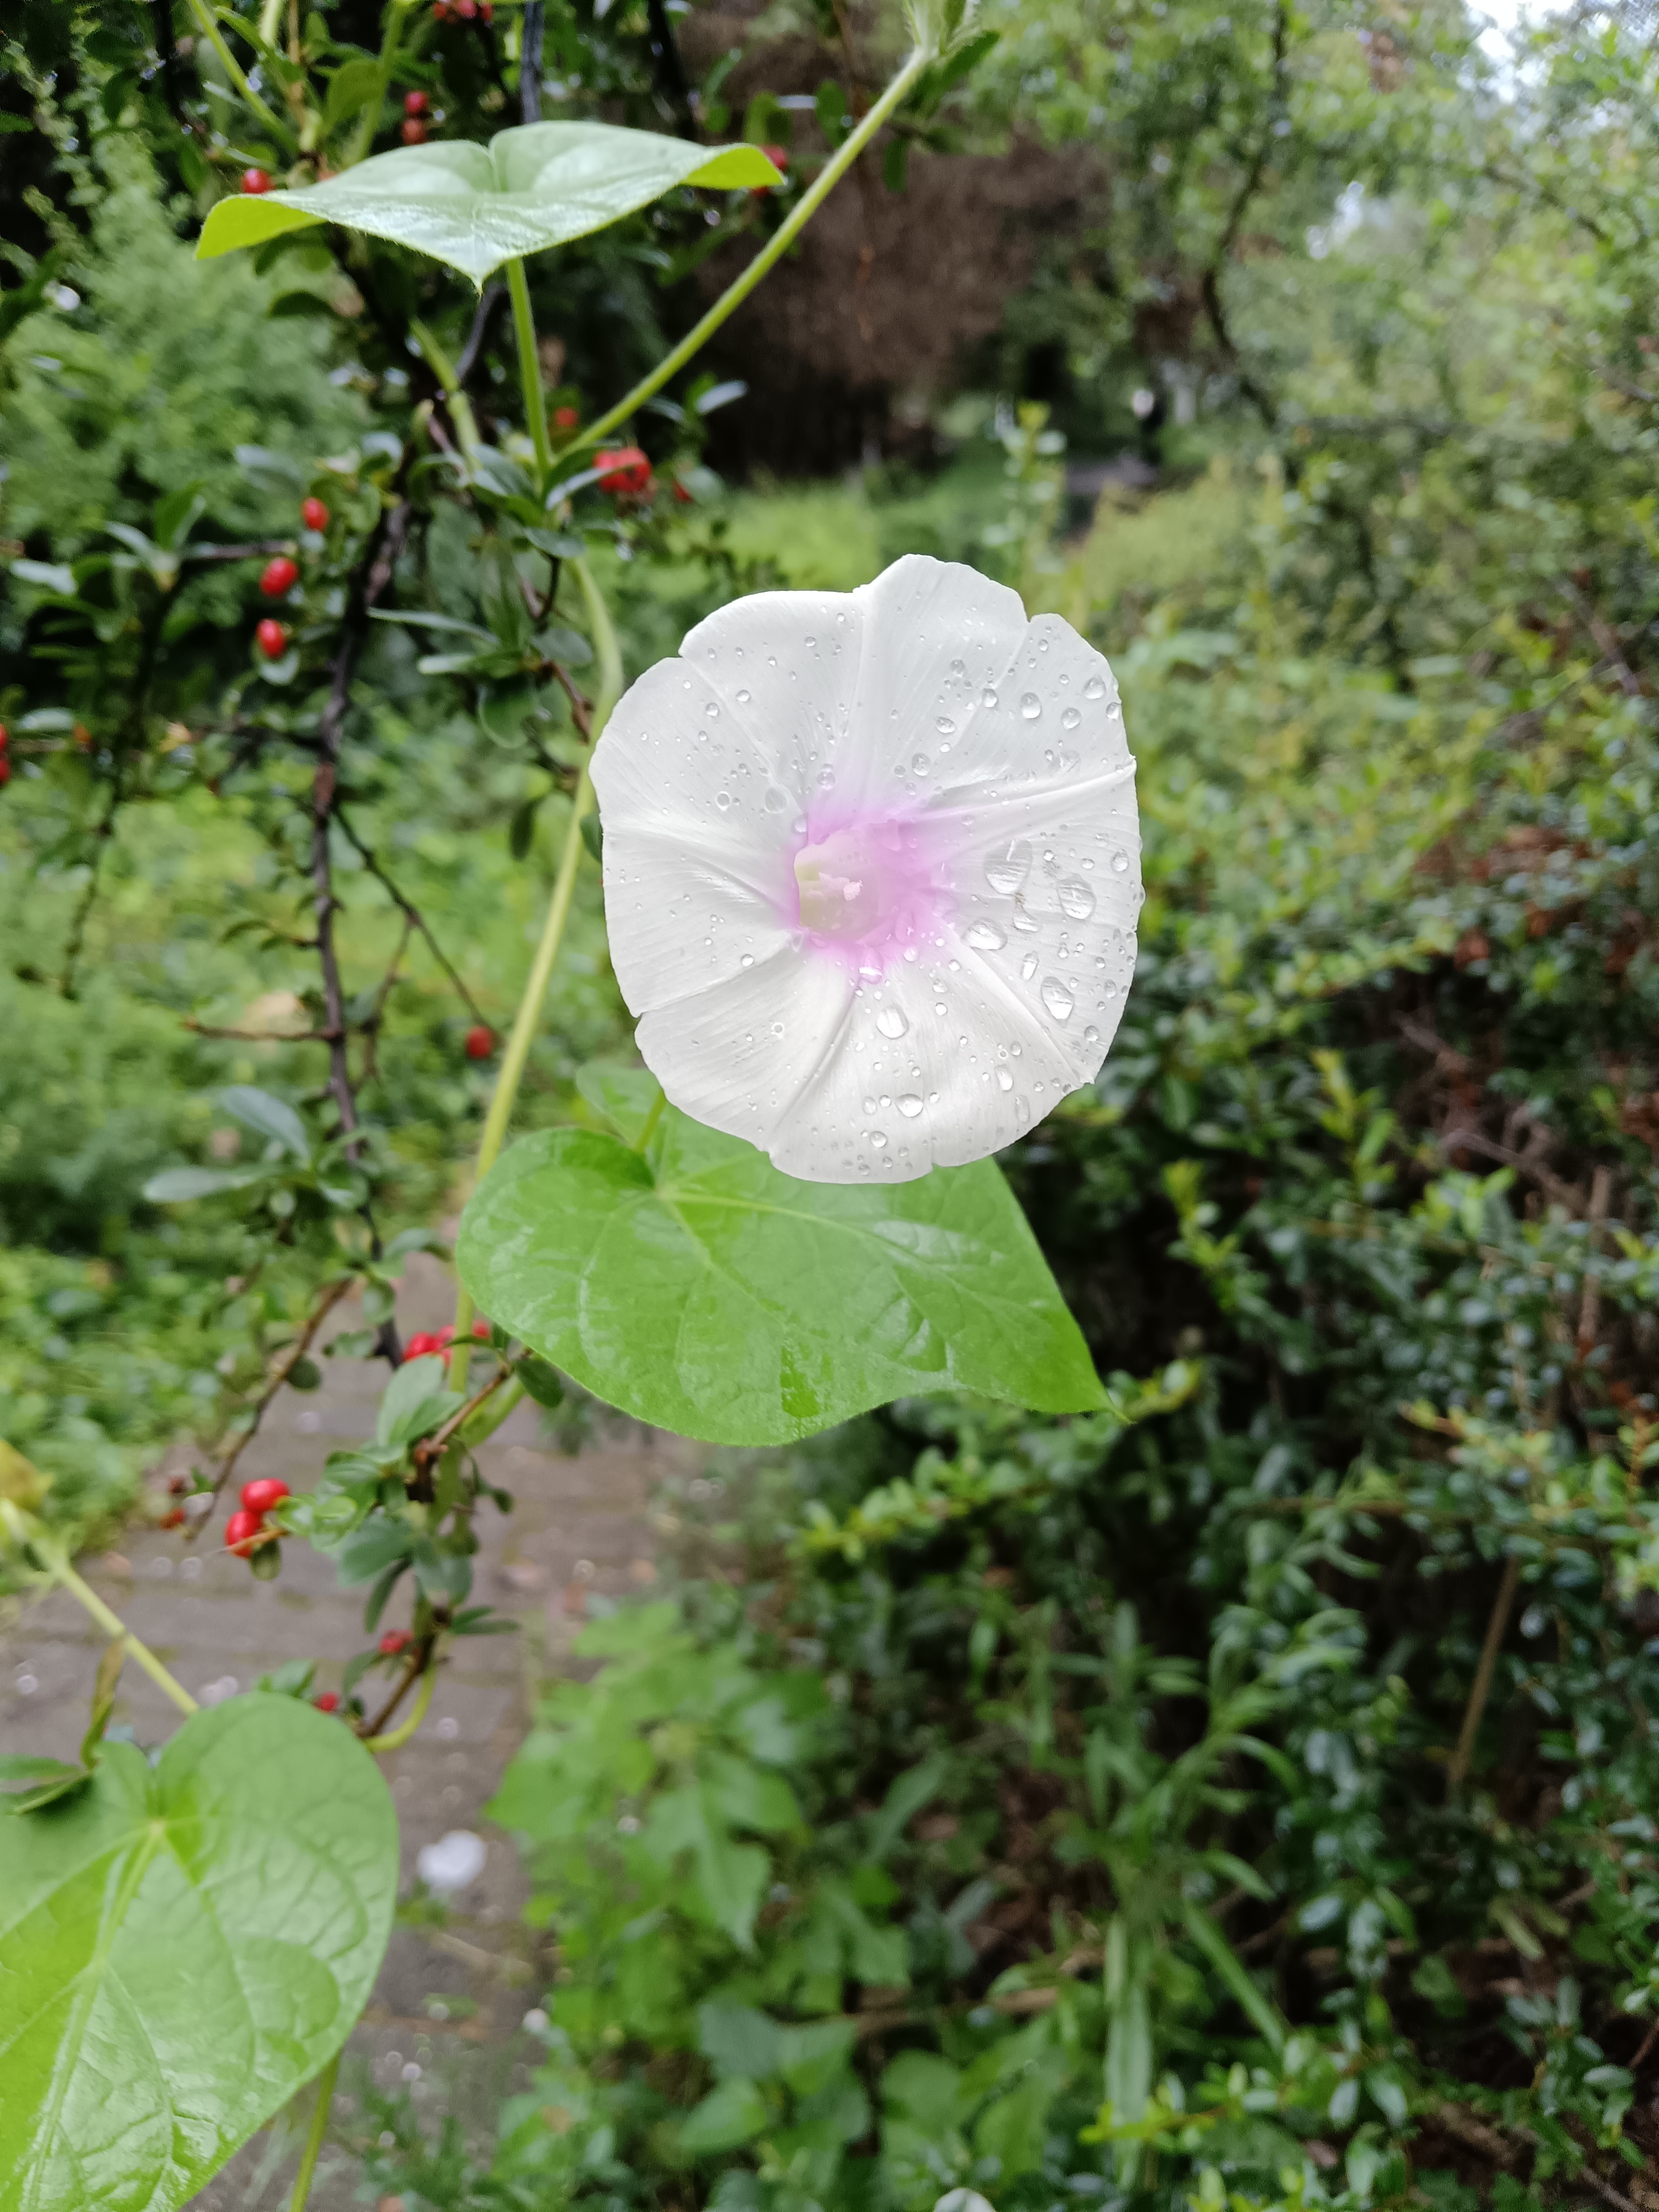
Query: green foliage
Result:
<box><xmin>0</xmin><ymin>1695</ymin><xmax>397</xmax><ymax>2211</ymax></box>
<box><xmin>458</xmin><ymin>1071</ymin><xmax>1104</xmax><ymax>1445</ymax></box>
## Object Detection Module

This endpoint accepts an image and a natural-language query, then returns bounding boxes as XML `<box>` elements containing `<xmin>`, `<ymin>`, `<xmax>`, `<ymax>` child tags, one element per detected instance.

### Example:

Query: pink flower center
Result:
<box><xmin>791</xmin><ymin>814</ymin><xmax>943</xmax><ymax>963</ymax></box>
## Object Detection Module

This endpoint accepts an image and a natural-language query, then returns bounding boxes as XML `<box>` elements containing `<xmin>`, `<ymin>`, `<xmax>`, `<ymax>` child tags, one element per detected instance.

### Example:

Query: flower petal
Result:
<box><xmin>635</xmin><ymin>949</ymin><xmax>859</xmax><ymax>1161</ymax></box>
<box><xmin>678</xmin><ymin>587</ymin><xmax>866</xmax><ymax>813</ymax></box>
<box><xmin>835</xmin><ymin>555</ymin><xmax>1030</xmax><ymax>811</ymax></box>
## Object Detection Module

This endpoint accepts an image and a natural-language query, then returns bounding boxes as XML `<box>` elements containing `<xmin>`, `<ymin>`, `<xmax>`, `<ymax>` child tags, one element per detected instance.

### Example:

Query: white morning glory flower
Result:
<box><xmin>590</xmin><ymin>554</ymin><xmax>1142</xmax><ymax>1183</ymax></box>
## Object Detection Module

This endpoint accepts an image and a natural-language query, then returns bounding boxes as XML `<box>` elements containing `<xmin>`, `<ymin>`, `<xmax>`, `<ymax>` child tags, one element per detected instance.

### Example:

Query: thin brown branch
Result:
<box><xmin>184</xmin><ymin>1020</ymin><xmax>339</xmax><ymax>1043</ymax></box>
<box><xmin>1446</xmin><ymin>1552</ymin><xmax>1521</xmax><ymax>1792</ymax></box>
<box><xmin>359</xmin><ymin>1634</ymin><xmax>436</xmax><ymax>1740</ymax></box>
<box><xmin>203</xmin><ymin>1275</ymin><xmax>356</xmax><ymax>1507</ymax></box>
<box><xmin>333</xmin><ymin>807</ymin><xmax>487</xmax><ymax>1023</ymax></box>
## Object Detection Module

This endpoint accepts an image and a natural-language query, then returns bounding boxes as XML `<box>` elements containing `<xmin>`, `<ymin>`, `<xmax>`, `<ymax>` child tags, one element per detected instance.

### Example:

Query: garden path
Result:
<box><xmin>0</xmin><ymin>1260</ymin><xmax>686</xmax><ymax>2210</ymax></box>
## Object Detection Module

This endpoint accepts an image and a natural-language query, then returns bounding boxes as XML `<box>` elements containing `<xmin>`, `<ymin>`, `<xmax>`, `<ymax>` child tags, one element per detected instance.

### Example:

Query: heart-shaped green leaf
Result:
<box><xmin>0</xmin><ymin>1695</ymin><xmax>398</xmax><ymax>2212</ymax></box>
<box><xmin>456</xmin><ymin>1087</ymin><xmax>1105</xmax><ymax>1445</ymax></box>
<box><xmin>195</xmin><ymin>124</ymin><xmax>783</xmax><ymax>284</ymax></box>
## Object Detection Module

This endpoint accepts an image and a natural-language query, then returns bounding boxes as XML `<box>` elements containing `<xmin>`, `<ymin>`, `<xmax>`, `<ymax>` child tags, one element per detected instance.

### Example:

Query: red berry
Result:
<box><xmin>456</xmin><ymin>0</ymin><xmax>476</xmax><ymax>16</ymax></box>
<box><xmin>225</xmin><ymin>1508</ymin><xmax>265</xmax><ymax>1554</ymax></box>
<box><xmin>301</xmin><ymin>496</ymin><xmax>330</xmax><ymax>532</ymax></box>
<box><xmin>433</xmin><ymin>0</ymin><xmax>450</xmax><ymax>17</ymax></box>
<box><xmin>240</xmin><ymin>1476</ymin><xmax>289</xmax><ymax>1514</ymax></box>
<box><xmin>314</xmin><ymin>1691</ymin><xmax>341</xmax><ymax>1712</ymax></box>
<box><xmin>0</xmin><ymin>724</ymin><xmax>9</xmax><ymax>750</ymax></box>
<box><xmin>379</xmin><ymin>1630</ymin><xmax>411</xmax><ymax>1656</ymax></box>
<box><xmin>255</xmin><ymin>618</ymin><xmax>289</xmax><ymax>660</ymax></box>
<box><xmin>159</xmin><ymin>1507</ymin><xmax>185</xmax><ymax>1529</ymax></box>
<box><xmin>0</xmin><ymin>759</ymin><xmax>10</xmax><ymax>789</ymax></box>
<box><xmin>465</xmin><ymin>1023</ymin><xmax>496</xmax><ymax>1060</ymax></box>
<box><xmin>401</xmin><ymin>118</ymin><xmax>428</xmax><ymax>145</ymax></box>
<box><xmin>552</xmin><ymin>404</ymin><xmax>581</xmax><ymax>431</ymax></box>
<box><xmin>403</xmin><ymin>1331</ymin><xmax>440</xmax><ymax>1361</ymax></box>
<box><xmin>242</xmin><ymin>167</ymin><xmax>271</xmax><ymax>195</ymax></box>
<box><xmin>673</xmin><ymin>479</ymin><xmax>693</xmax><ymax>504</ymax></box>
<box><xmin>480</xmin><ymin>2</ymin><xmax>494</xmax><ymax>20</ymax></box>
<box><xmin>596</xmin><ymin>446</ymin><xmax>653</xmax><ymax>497</ymax></box>
<box><xmin>404</xmin><ymin>90</ymin><xmax>429</xmax><ymax>115</ymax></box>
<box><xmin>259</xmin><ymin>555</ymin><xmax>299</xmax><ymax>598</ymax></box>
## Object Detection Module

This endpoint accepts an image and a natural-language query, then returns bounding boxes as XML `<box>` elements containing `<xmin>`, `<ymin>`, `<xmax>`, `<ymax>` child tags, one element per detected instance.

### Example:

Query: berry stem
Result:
<box><xmin>570</xmin><ymin>44</ymin><xmax>927</xmax><ymax>459</ymax></box>
<box><xmin>287</xmin><ymin>2050</ymin><xmax>340</xmax><ymax>2212</ymax></box>
<box><xmin>449</xmin><ymin>557</ymin><xmax>622</xmax><ymax>1389</ymax></box>
<box><xmin>44</xmin><ymin>1546</ymin><xmax>199</xmax><ymax>1718</ymax></box>
<box><xmin>505</xmin><ymin>257</ymin><xmax>556</xmax><ymax>494</ymax></box>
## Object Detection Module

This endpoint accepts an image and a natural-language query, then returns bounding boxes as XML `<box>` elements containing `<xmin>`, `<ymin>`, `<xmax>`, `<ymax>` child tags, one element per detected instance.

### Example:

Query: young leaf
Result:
<box><xmin>195</xmin><ymin>124</ymin><xmax>785</xmax><ymax>285</ymax></box>
<box><xmin>455</xmin><ymin>1104</ymin><xmax>1106</xmax><ymax>1446</ymax></box>
<box><xmin>221</xmin><ymin>1084</ymin><xmax>311</xmax><ymax>1160</ymax></box>
<box><xmin>0</xmin><ymin>1696</ymin><xmax>397</xmax><ymax>2211</ymax></box>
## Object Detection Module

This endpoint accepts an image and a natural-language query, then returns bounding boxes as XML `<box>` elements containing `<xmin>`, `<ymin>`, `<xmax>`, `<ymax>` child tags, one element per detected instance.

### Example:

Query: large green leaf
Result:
<box><xmin>456</xmin><ymin>1081</ymin><xmax>1105</xmax><ymax>1445</ymax></box>
<box><xmin>0</xmin><ymin>1695</ymin><xmax>398</xmax><ymax>2212</ymax></box>
<box><xmin>195</xmin><ymin>124</ymin><xmax>783</xmax><ymax>284</ymax></box>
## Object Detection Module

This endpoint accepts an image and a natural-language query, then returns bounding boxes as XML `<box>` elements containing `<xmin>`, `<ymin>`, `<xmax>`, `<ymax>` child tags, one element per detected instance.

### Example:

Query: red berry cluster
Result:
<box><xmin>403</xmin><ymin>1320</ymin><xmax>490</xmax><ymax>1363</ymax></box>
<box><xmin>253</xmin><ymin>497</ymin><xmax>331</xmax><ymax>661</ymax></box>
<box><xmin>596</xmin><ymin>446</ymin><xmax>654</xmax><ymax>498</ymax></box>
<box><xmin>224</xmin><ymin>1475</ymin><xmax>289</xmax><ymax>1556</ymax></box>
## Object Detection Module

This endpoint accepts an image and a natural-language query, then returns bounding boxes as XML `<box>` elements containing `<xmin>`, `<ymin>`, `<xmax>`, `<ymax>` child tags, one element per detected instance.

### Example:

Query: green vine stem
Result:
<box><xmin>184</xmin><ymin>0</ymin><xmax>295</xmax><ymax>148</ymax></box>
<box><xmin>573</xmin><ymin>45</ymin><xmax>928</xmax><ymax>457</ymax></box>
<box><xmin>287</xmin><ymin>2049</ymin><xmax>340</xmax><ymax>2212</ymax></box>
<box><xmin>449</xmin><ymin>556</ymin><xmax>624</xmax><ymax>1390</ymax></box>
<box><xmin>346</xmin><ymin>0</ymin><xmax>414</xmax><ymax>169</ymax></box>
<box><xmin>633</xmin><ymin>1085</ymin><xmax>667</xmax><ymax>1154</ymax></box>
<box><xmin>507</xmin><ymin>257</ymin><xmax>557</xmax><ymax>493</ymax></box>
<box><xmin>362</xmin><ymin>1658</ymin><xmax>438</xmax><ymax>1752</ymax></box>
<box><xmin>27</xmin><ymin>1530</ymin><xmax>200</xmax><ymax>1718</ymax></box>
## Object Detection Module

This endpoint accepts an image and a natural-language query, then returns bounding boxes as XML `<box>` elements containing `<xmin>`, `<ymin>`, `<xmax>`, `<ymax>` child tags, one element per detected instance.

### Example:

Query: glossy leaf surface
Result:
<box><xmin>0</xmin><ymin>1696</ymin><xmax>397</xmax><ymax>2212</ymax></box>
<box><xmin>457</xmin><ymin>1079</ymin><xmax>1104</xmax><ymax>1444</ymax></box>
<box><xmin>195</xmin><ymin>125</ymin><xmax>783</xmax><ymax>282</ymax></box>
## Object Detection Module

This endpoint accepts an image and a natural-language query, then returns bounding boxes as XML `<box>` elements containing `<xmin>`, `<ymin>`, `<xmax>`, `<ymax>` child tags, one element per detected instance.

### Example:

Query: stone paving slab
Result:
<box><xmin>1</xmin><ymin>1264</ymin><xmax>692</xmax><ymax>2209</ymax></box>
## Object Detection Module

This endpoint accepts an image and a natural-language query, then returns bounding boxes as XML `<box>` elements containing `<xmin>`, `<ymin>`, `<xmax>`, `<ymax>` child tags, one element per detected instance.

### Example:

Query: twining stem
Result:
<box><xmin>184</xmin><ymin>0</ymin><xmax>295</xmax><ymax>146</ymax></box>
<box><xmin>288</xmin><ymin>2050</ymin><xmax>340</xmax><ymax>2212</ymax></box>
<box><xmin>1447</xmin><ymin>1551</ymin><xmax>1522</xmax><ymax>1792</ymax></box>
<box><xmin>363</xmin><ymin>1661</ymin><xmax>437</xmax><ymax>1752</ymax></box>
<box><xmin>507</xmin><ymin>258</ymin><xmax>557</xmax><ymax>493</ymax></box>
<box><xmin>450</xmin><ymin>556</ymin><xmax>623</xmax><ymax>1393</ymax></box>
<box><xmin>572</xmin><ymin>46</ymin><xmax>928</xmax><ymax>457</ymax></box>
<box><xmin>409</xmin><ymin>319</ymin><xmax>483</xmax><ymax>460</ymax></box>
<box><xmin>44</xmin><ymin>1547</ymin><xmax>199</xmax><ymax>1718</ymax></box>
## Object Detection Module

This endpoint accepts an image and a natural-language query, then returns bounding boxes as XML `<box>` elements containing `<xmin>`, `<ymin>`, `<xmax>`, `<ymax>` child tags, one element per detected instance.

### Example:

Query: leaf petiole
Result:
<box><xmin>287</xmin><ymin>2049</ymin><xmax>340</xmax><ymax>2212</ymax></box>
<box><xmin>37</xmin><ymin>1537</ymin><xmax>199</xmax><ymax>1718</ymax></box>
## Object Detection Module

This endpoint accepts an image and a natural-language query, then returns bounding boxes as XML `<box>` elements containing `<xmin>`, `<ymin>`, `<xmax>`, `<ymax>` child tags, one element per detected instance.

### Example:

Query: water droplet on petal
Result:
<box><xmin>984</xmin><ymin>839</ymin><xmax>1032</xmax><ymax>896</ymax></box>
<box><xmin>736</xmin><ymin>687</ymin><xmax>752</xmax><ymax>705</ymax></box>
<box><xmin>1083</xmin><ymin>1024</ymin><xmax>1101</xmax><ymax>1046</ymax></box>
<box><xmin>1021</xmin><ymin>952</ymin><xmax>1038</xmax><ymax>982</ymax></box>
<box><xmin>1110</xmin><ymin>849</ymin><xmax>1131</xmax><ymax>874</ymax></box>
<box><xmin>771</xmin><ymin>1022</ymin><xmax>785</xmax><ymax>1036</ymax></box>
<box><xmin>935</xmin><ymin>715</ymin><xmax>956</xmax><ymax>736</ymax></box>
<box><xmin>875</xmin><ymin>1006</ymin><xmax>908</xmax><ymax>1039</ymax></box>
<box><xmin>1058</xmin><ymin>878</ymin><xmax>1096</xmax><ymax>920</ymax></box>
<box><xmin>818</xmin><ymin>766</ymin><xmax>835</xmax><ymax>790</ymax></box>
<box><xmin>996</xmin><ymin>1067</ymin><xmax>1014</xmax><ymax>1091</ymax></box>
<box><xmin>1020</xmin><ymin>693</ymin><xmax>1041</xmax><ymax>720</ymax></box>
<box><xmin>1040</xmin><ymin>976</ymin><xmax>1075</xmax><ymax>1021</ymax></box>
<box><xmin>1084</xmin><ymin>674</ymin><xmax>1107</xmax><ymax>700</ymax></box>
<box><xmin>898</xmin><ymin>1094</ymin><xmax>923</xmax><ymax>1118</ymax></box>
<box><xmin>867</xmin><ymin>1130</ymin><xmax>888</xmax><ymax>1149</ymax></box>
<box><xmin>740</xmin><ymin>953</ymin><xmax>754</xmax><ymax>968</ymax></box>
<box><xmin>715</xmin><ymin>791</ymin><xmax>731</xmax><ymax>810</ymax></box>
<box><xmin>982</xmin><ymin>686</ymin><xmax>999</xmax><ymax>709</ymax></box>
<box><xmin>1062</xmin><ymin>706</ymin><xmax>1081</xmax><ymax>731</ymax></box>
<box><xmin>704</xmin><ymin>702</ymin><xmax>719</xmax><ymax>719</ymax></box>
<box><xmin>966</xmin><ymin>920</ymin><xmax>1006</xmax><ymax>951</ymax></box>
<box><xmin>912</xmin><ymin>752</ymin><xmax>930</xmax><ymax>776</ymax></box>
